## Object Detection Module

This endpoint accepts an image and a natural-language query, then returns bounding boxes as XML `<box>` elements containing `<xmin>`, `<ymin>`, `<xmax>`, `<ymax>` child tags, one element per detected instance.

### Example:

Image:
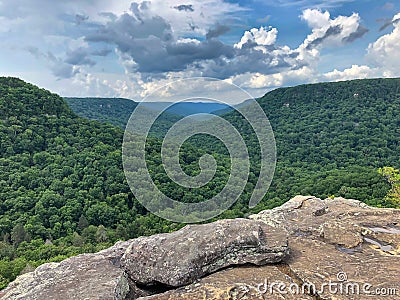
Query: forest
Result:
<box><xmin>0</xmin><ymin>76</ymin><xmax>399</xmax><ymax>288</ymax></box>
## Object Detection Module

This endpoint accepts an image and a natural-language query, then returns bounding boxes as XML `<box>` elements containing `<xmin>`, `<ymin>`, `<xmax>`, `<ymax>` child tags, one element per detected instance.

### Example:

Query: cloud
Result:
<box><xmin>234</xmin><ymin>26</ymin><xmax>278</xmax><ymax>48</ymax></box>
<box><xmin>301</xmin><ymin>8</ymin><xmax>331</xmax><ymax>28</ymax></box>
<box><xmin>378</xmin><ymin>14</ymin><xmax>400</xmax><ymax>31</ymax></box>
<box><xmin>83</xmin><ymin>3</ymin><xmax>287</xmax><ymax>78</ymax></box>
<box><xmin>300</xmin><ymin>9</ymin><xmax>367</xmax><ymax>50</ymax></box>
<box><xmin>342</xmin><ymin>25</ymin><xmax>369</xmax><ymax>43</ymax></box>
<box><xmin>379</xmin><ymin>18</ymin><xmax>394</xmax><ymax>32</ymax></box>
<box><xmin>173</xmin><ymin>4</ymin><xmax>194</xmax><ymax>12</ymax></box>
<box><xmin>258</xmin><ymin>0</ymin><xmax>356</xmax><ymax>8</ymax></box>
<box><xmin>323</xmin><ymin>65</ymin><xmax>376</xmax><ymax>81</ymax></box>
<box><xmin>91</xmin><ymin>48</ymin><xmax>113</xmax><ymax>56</ymax></box>
<box><xmin>85</xmin><ymin>10</ymin><xmax>236</xmax><ymax>75</ymax></box>
<box><xmin>27</xmin><ymin>47</ymin><xmax>81</xmax><ymax>78</ymax></box>
<box><xmin>82</xmin><ymin>6</ymin><xmax>369</xmax><ymax>86</ymax></box>
<box><xmin>367</xmin><ymin>12</ymin><xmax>400</xmax><ymax>76</ymax></box>
<box><xmin>315</xmin><ymin>11</ymin><xmax>400</xmax><ymax>83</ymax></box>
<box><xmin>1</xmin><ymin>0</ymin><xmax>384</xmax><ymax>98</ymax></box>
<box><xmin>206</xmin><ymin>24</ymin><xmax>230</xmax><ymax>39</ymax></box>
<box><xmin>75</xmin><ymin>14</ymin><xmax>89</xmax><ymax>25</ymax></box>
<box><xmin>229</xmin><ymin>65</ymin><xmax>316</xmax><ymax>90</ymax></box>
<box><xmin>306</xmin><ymin>24</ymin><xmax>343</xmax><ymax>49</ymax></box>
<box><xmin>52</xmin><ymin>64</ymin><xmax>80</xmax><ymax>79</ymax></box>
<box><xmin>65</xmin><ymin>47</ymin><xmax>96</xmax><ymax>66</ymax></box>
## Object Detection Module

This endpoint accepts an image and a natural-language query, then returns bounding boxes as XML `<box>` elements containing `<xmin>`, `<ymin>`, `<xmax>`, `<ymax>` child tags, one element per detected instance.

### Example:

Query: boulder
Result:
<box><xmin>0</xmin><ymin>240</ymin><xmax>134</xmax><ymax>300</ymax></box>
<box><xmin>121</xmin><ymin>218</ymin><xmax>289</xmax><ymax>287</ymax></box>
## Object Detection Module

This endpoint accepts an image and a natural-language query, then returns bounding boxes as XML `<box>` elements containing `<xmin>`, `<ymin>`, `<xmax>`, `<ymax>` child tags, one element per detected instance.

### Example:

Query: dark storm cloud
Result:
<box><xmin>85</xmin><ymin>12</ymin><xmax>234</xmax><ymax>74</ymax></box>
<box><xmin>52</xmin><ymin>63</ymin><xmax>79</xmax><ymax>79</ymax></box>
<box><xmin>306</xmin><ymin>25</ymin><xmax>342</xmax><ymax>49</ymax></box>
<box><xmin>62</xmin><ymin>46</ymin><xmax>110</xmax><ymax>72</ymax></box>
<box><xmin>173</xmin><ymin>4</ymin><xmax>194</xmax><ymax>12</ymax></box>
<box><xmin>84</xmin><ymin>10</ymin><xmax>292</xmax><ymax>78</ymax></box>
<box><xmin>65</xmin><ymin>47</ymin><xmax>96</xmax><ymax>66</ymax></box>
<box><xmin>199</xmin><ymin>46</ymin><xmax>294</xmax><ymax>78</ymax></box>
<box><xmin>75</xmin><ymin>14</ymin><xmax>89</xmax><ymax>25</ymax></box>
<box><xmin>206</xmin><ymin>24</ymin><xmax>230</xmax><ymax>39</ymax></box>
<box><xmin>342</xmin><ymin>25</ymin><xmax>369</xmax><ymax>43</ymax></box>
<box><xmin>86</xmin><ymin>12</ymin><xmax>173</xmax><ymax>45</ymax></box>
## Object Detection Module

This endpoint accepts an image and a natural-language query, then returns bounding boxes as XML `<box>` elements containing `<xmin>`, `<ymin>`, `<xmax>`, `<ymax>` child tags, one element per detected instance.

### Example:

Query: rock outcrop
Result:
<box><xmin>1</xmin><ymin>196</ymin><xmax>399</xmax><ymax>300</ymax></box>
<box><xmin>0</xmin><ymin>240</ymin><xmax>132</xmax><ymax>300</ymax></box>
<box><xmin>121</xmin><ymin>219</ymin><xmax>288</xmax><ymax>288</ymax></box>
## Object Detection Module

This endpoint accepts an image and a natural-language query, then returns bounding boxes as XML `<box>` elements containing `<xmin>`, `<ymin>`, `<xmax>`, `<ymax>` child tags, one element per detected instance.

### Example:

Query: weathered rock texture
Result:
<box><xmin>121</xmin><ymin>218</ymin><xmax>288</xmax><ymax>287</ymax></box>
<box><xmin>0</xmin><ymin>240</ymin><xmax>132</xmax><ymax>300</ymax></box>
<box><xmin>142</xmin><ymin>265</ymin><xmax>314</xmax><ymax>300</ymax></box>
<box><xmin>1</xmin><ymin>196</ymin><xmax>400</xmax><ymax>300</ymax></box>
<box><xmin>249</xmin><ymin>195</ymin><xmax>400</xmax><ymax>300</ymax></box>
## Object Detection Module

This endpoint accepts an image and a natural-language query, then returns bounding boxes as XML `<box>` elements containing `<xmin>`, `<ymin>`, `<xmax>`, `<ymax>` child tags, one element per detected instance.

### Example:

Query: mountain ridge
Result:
<box><xmin>0</xmin><ymin>76</ymin><xmax>399</xmax><ymax>290</ymax></box>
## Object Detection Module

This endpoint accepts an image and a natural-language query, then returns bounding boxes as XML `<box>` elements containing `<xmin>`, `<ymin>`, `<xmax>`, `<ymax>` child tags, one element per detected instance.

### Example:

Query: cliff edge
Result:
<box><xmin>1</xmin><ymin>196</ymin><xmax>399</xmax><ymax>300</ymax></box>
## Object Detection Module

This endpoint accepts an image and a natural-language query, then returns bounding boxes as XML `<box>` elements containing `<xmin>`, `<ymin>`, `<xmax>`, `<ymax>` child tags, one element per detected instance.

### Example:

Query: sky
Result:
<box><xmin>1</xmin><ymin>0</ymin><xmax>399</xmax><ymax>102</ymax></box>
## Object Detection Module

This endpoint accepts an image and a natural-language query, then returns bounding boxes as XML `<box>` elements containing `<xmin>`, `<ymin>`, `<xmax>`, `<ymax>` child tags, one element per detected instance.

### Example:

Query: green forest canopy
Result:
<box><xmin>0</xmin><ymin>77</ymin><xmax>399</xmax><ymax>288</ymax></box>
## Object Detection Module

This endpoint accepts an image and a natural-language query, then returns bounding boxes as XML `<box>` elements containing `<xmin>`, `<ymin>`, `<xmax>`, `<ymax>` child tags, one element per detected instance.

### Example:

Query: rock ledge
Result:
<box><xmin>1</xmin><ymin>196</ymin><xmax>399</xmax><ymax>300</ymax></box>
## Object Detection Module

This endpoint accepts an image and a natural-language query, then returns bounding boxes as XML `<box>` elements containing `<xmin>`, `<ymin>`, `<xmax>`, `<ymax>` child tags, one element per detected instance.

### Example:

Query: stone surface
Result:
<box><xmin>2</xmin><ymin>196</ymin><xmax>399</xmax><ymax>300</ymax></box>
<box><xmin>141</xmin><ymin>265</ymin><xmax>313</xmax><ymax>300</ymax></box>
<box><xmin>250</xmin><ymin>196</ymin><xmax>400</xmax><ymax>300</ymax></box>
<box><xmin>121</xmin><ymin>218</ymin><xmax>289</xmax><ymax>287</ymax></box>
<box><xmin>0</xmin><ymin>240</ymin><xmax>133</xmax><ymax>300</ymax></box>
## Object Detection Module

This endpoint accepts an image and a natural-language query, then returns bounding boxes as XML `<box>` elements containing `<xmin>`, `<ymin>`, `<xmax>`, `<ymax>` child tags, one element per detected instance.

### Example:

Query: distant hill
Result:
<box><xmin>189</xmin><ymin>77</ymin><xmax>400</xmax><ymax>208</ymax></box>
<box><xmin>1</xmin><ymin>77</ymin><xmax>74</xmax><ymax>119</ymax></box>
<box><xmin>64</xmin><ymin>97</ymin><xmax>232</xmax><ymax>129</ymax></box>
<box><xmin>257</xmin><ymin>78</ymin><xmax>400</xmax><ymax>168</ymax></box>
<box><xmin>140</xmin><ymin>102</ymin><xmax>231</xmax><ymax>116</ymax></box>
<box><xmin>64</xmin><ymin>97</ymin><xmax>137</xmax><ymax>129</ymax></box>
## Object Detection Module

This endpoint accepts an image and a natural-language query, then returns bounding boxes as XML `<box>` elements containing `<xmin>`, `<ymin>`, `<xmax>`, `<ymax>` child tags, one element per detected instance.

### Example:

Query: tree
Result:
<box><xmin>11</xmin><ymin>224</ymin><xmax>29</xmax><ymax>246</ymax></box>
<box><xmin>77</xmin><ymin>215</ymin><xmax>89</xmax><ymax>231</ymax></box>
<box><xmin>96</xmin><ymin>225</ymin><xmax>108</xmax><ymax>243</ymax></box>
<box><xmin>378</xmin><ymin>167</ymin><xmax>400</xmax><ymax>207</ymax></box>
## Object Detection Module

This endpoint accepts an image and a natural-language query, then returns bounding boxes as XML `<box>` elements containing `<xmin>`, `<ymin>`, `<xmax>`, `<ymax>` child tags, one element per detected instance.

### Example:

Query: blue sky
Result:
<box><xmin>0</xmin><ymin>0</ymin><xmax>399</xmax><ymax>101</ymax></box>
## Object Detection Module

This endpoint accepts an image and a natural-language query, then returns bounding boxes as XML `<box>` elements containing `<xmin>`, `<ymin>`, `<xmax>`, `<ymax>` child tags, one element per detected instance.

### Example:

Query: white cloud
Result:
<box><xmin>292</xmin><ymin>8</ymin><xmax>368</xmax><ymax>77</ymax></box>
<box><xmin>70</xmin><ymin>7</ymin><xmax>373</xmax><ymax>97</ymax></box>
<box><xmin>234</xmin><ymin>26</ymin><xmax>278</xmax><ymax>49</ymax></box>
<box><xmin>257</xmin><ymin>0</ymin><xmax>356</xmax><ymax>9</ymax></box>
<box><xmin>323</xmin><ymin>65</ymin><xmax>376</xmax><ymax>81</ymax></box>
<box><xmin>301</xmin><ymin>8</ymin><xmax>331</xmax><ymax>28</ymax></box>
<box><xmin>135</xmin><ymin>0</ymin><xmax>245</xmax><ymax>36</ymax></box>
<box><xmin>300</xmin><ymin>9</ymin><xmax>365</xmax><ymax>50</ymax></box>
<box><xmin>228</xmin><ymin>65</ymin><xmax>316</xmax><ymax>93</ymax></box>
<box><xmin>1</xmin><ymin>1</ymin><xmax>386</xmax><ymax>99</ymax></box>
<box><xmin>366</xmin><ymin>12</ymin><xmax>400</xmax><ymax>77</ymax></box>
